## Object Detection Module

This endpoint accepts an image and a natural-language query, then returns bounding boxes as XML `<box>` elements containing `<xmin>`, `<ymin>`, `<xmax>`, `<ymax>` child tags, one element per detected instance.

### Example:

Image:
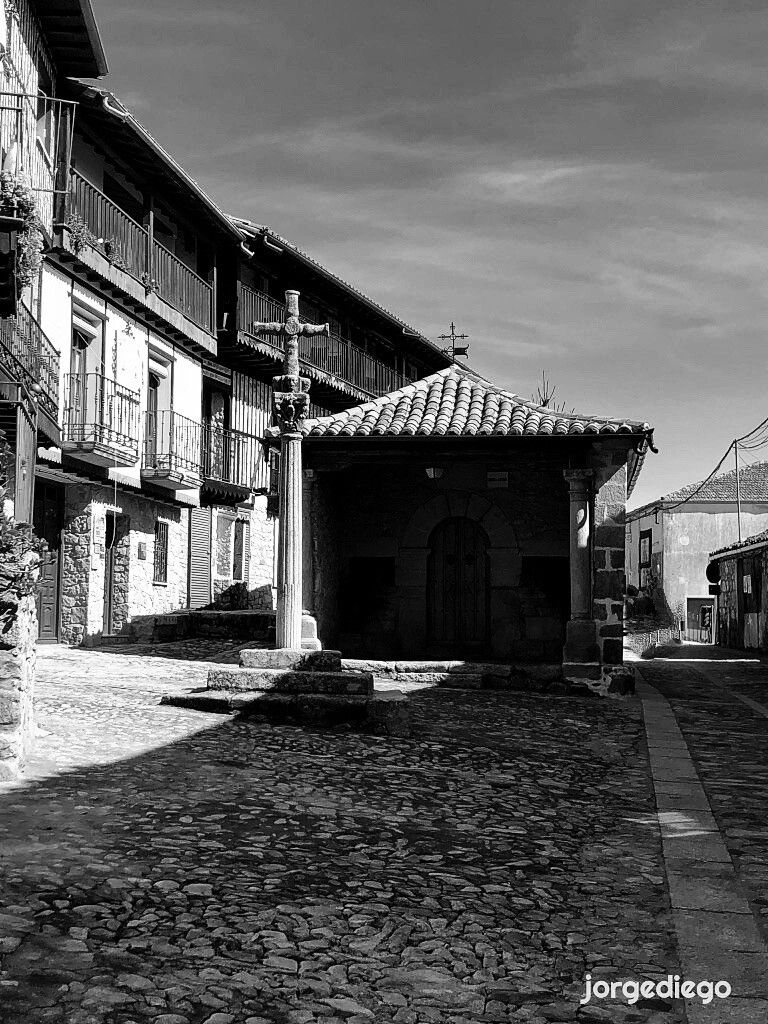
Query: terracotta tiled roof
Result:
<box><xmin>271</xmin><ymin>366</ymin><xmax>651</xmax><ymax>440</ymax></box>
<box><xmin>711</xmin><ymin>528</ymin><xmax>768</xmax><ymax>557</ymax></box>
<box><xmin>664</xmin><ymin>462</ymin><xmax>768</xmax><ymax>503</ymax></box>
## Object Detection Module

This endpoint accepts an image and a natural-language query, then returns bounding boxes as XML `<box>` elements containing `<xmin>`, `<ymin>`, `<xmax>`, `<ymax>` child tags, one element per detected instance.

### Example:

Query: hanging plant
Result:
<box><xmin>15</xmin><ymin>216</ymin><xmax>43</xmax><ymax>292</ymax></box>
<box><xmin>103</xmin><ymin>237</ymin><xmax>127</xmax><ymax>270</ymax></box>
<box><xmin>0</xmin><ymin>170</ymin><xmax>35</xmax><ymax>220</ymax></box>
<box><xmin>0</xmin><ymin>437</ymin><xmax>43</xmax><ymax>636</ymax></box>
<box><xmin>65</xmin><ymin>212</ymin><xmax>97</xmax><ymax>255</ymax></box>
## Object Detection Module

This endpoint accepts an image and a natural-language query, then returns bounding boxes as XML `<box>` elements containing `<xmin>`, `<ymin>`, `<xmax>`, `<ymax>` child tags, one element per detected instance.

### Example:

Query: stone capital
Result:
<box><xmin>564</xmin><ymin>468</ymin><xmax>594</xmax><ymax>495</ymax></box>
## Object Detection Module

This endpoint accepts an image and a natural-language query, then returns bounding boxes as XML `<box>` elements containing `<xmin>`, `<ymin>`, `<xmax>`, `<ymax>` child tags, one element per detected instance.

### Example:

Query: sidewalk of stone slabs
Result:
<box><xmin>637</xmin><ymin>644</ymin><xmax>768</xmax><ymax>1023</ymax></box>
<box><xmin>0</xmin><ymin>644</ymin><xmax>683</xmax><ymax>1024</ymax></box>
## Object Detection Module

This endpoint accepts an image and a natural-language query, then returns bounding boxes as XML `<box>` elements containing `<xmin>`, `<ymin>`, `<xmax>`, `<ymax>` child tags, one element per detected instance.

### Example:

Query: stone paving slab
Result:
<box><xmin>0</xmin><ymin>644</ymin><xmax>684</xmax><ymax>1024</ymax></box>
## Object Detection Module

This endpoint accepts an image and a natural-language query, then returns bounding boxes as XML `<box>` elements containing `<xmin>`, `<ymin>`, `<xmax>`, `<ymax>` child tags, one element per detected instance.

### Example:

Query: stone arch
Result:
<box><xmin>400</xmin><ymin>489</ymin><xmax>518</xmax><ymax>552</ymax></box>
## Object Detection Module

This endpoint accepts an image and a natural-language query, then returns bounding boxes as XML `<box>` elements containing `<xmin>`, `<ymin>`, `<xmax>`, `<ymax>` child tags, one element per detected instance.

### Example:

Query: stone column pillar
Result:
<box><xmin>564</xmin><ymin>469</ymin><xmax>593</xmax><ymax>619</ymax></box>
<box><xmin>563</xmin><ymin>468</ymin><xmax>600</xmax><ymax>672</ymax></box>
<box><xmin>276</xmin><ymin>431</ymin><xmax>303</xmax><ymax>650</ymax></box>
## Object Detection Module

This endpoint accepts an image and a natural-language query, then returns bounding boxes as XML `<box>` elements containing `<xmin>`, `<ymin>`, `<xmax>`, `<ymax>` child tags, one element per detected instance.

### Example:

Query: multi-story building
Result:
<box><xmin>0</xmin><ymin>1</ymin><xmax>106</xmax><ymax>524</ymax></box>
<box><xmin>0</xmin><ymin>0</ymin><xmax>452</xmax><ymax>646</ymax></box>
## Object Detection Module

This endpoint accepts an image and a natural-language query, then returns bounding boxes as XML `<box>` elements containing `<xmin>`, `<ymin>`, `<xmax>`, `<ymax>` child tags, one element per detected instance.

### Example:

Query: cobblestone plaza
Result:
<box><xmin>2</xmin><ymin>643</ymin><xmax>768</xmax><ymax>1022</ymax></box>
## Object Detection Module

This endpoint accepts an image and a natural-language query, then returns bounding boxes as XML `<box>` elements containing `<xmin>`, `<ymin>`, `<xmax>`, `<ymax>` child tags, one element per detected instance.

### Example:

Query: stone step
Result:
<box><xmin>161</xmin><ymin>689</ymin><xmax>410</xmax><ymax>736</ymax></box>
<box><xmin>239</xmin><ymin>648</ymin><xmax>342</xmax><ymax>671</ymax></box>
<box><xmin>206</xmin><ymin>668</ymin><xmax>374</xmax><ymax>696</ymax></box>
<box><xmin>388</xmin><ymin>672</ymin><xmax>484</xmax><ymax>689</ymax></box>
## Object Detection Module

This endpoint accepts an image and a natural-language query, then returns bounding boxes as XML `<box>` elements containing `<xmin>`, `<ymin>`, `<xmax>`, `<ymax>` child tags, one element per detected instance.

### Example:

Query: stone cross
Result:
<box><xmin>253</xmin><ymin>290</ymin><xmax>329</xmax><ymax>650</ymax></box>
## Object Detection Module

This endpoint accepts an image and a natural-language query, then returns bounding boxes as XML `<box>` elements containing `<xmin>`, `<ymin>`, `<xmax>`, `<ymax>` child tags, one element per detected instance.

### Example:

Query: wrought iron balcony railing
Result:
<box><xmin>237</xmin><ymin>285</ymin><xmax>413</xmax><ymax>397</ymax></box>
<box><xmin>142</xmin><ymin>410</ymin><xmax>203</xmax><ymax>487</ymax></box>
<box><xmin>67</xmin><ymin>170</ymin><xmax>215</xmax><ymax>334</ymax></box>
<box><xmin>62</xmin><ymin>372</ymin><xmax>140</xmax><ymax>464</ymax></box>
<box><xmin>0</xmin><ymin>301</ymin><xmax>60</xmax><ymax>423</ymax></box>
<box><xmin>202</xmin><ymin>422</ymin><xmax>267</xmax><ymax>494</ymax></box>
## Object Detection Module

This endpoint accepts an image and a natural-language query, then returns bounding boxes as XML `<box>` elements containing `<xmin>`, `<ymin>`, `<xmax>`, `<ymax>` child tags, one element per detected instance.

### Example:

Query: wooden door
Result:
<box><xmin>428</xmin><ymin>517</ymin><xmax>489</xmax><ymax>650</ymax></box>
<box><xmin>33</xmin><ymin>482</ymin><xmax>64</xmax><ymax>641</ymax></box>
<box><xmin>103</xmin><ymin>511</ymin><xmax>117</xmax><ymax>635</ymax></box>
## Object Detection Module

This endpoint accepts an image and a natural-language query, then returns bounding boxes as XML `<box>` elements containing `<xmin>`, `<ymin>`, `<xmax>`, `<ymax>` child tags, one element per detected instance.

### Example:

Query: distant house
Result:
<box><xmin>709</xmin><ymin>530</ymin><xmax>768</xmax><ymax>651</ymax></box>
<box><xmin>626</xmin><ymin>463</ymin><xmax>768</xmax><ymax>641</ymax></box>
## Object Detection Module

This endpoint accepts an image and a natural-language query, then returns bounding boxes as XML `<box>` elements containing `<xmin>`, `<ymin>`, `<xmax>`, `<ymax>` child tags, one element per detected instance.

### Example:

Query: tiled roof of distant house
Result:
<box><xmin>665</xmin><ymin>462</ymin><xmax>768</xmax><ymax>502</ymax></box>
<box><xmin>711</xmin><ymin>528</ymin><xmax>768</xmax><ymax>557</ymax></box>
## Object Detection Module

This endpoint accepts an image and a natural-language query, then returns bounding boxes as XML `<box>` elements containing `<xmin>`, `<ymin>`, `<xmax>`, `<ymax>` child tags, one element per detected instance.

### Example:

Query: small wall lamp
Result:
<box><xmin>425</xmin><ymin>467</ymin><xmax>444</xmax><ymax>480</ymax></box>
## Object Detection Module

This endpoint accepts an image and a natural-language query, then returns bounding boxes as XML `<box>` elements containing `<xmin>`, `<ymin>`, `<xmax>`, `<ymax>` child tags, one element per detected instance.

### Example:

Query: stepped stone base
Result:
<box><xmin>163</xmin><ymin>688</ymin><xmax>409</xmax><ymax>736</ymax></box>
<box><xmin>187</xmin><ymin>639</ymin><xmax>409</xmax><ymax>736</ymax></box>
<box><xmin>206</xmin><ymin>668</ymin><xmax>374</xmax><ymax>695</ymax></box>
<box><xmin>239</xmin><ymin>648</ymin><xmax>342</xmax><ymax>671</ymax></box>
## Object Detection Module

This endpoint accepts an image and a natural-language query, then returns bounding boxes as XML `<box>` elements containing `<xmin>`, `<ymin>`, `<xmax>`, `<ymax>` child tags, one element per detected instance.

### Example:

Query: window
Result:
<box><xmin>232</xmin><ymin>520</ymin><xmax>247</xmax><ymax>582</ymax></box>
<box><xmin>639</xmin><ymin>529</ymin><xmax>652</xmax><ymax>568</ymax></box>
<box><xmin>153</xmin><ymin>520</ymin><xmax>169</xmax><ymax>584</ymax></box>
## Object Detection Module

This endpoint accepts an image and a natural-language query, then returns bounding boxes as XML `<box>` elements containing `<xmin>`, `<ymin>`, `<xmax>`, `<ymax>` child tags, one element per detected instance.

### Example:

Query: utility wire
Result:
<box><xmin>648</xmin><ymin>411</ymin><xmax>768</xmax><ymax>517</ymax></box>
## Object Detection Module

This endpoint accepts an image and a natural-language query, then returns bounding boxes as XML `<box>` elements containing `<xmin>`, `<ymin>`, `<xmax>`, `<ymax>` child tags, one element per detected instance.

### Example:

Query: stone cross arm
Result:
<box><xmin>252</xmin><ymin>290</ymin><xmax>330</xmax><ymax>377</ymax></box>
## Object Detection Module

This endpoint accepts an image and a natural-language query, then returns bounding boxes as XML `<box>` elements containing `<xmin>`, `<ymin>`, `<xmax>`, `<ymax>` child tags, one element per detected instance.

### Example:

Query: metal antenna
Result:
<box><xmin>438</xmin><ymin>322</ymin><xmax>470</xmax><ymax>360</ymax></box>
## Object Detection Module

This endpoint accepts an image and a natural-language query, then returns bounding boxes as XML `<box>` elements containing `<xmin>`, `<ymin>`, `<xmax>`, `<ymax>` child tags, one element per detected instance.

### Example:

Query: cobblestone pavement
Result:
<box><xmin>640</xmin><ymin>644</ymin><xmax>768</xmax><ymax>948</ymax></box>
<box><xmin>0</xmin><ymin>644</ymin><xmax>682</xmax><ymax>1024</ymax></box>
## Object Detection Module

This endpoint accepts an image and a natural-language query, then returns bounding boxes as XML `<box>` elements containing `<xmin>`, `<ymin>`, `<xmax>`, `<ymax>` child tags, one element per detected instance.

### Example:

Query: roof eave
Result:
<box><xmin>73</xmin><ymin>85</ymin><xmax>244</xmax><ymax>241</ymax></box>
<box><xmin>234</xmin><ymin>219</ymin><xmax>449</xmax><ymax>363</ymax></box>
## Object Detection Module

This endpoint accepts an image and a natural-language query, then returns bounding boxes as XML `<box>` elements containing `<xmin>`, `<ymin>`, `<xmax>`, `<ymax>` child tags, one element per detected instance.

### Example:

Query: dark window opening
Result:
<box><xmin>154</xmin><ymin>520</ymin><xmax>169</xmax><ymax>584</ymax></box>
<box><xmin>639</xmin><ymin>529</ymin><xmax>652</xmax><ymax>568</ymax></box>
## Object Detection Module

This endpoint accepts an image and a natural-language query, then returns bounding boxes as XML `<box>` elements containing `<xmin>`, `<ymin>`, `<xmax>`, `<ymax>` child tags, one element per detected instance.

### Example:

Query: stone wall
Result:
<box><xmin>307</xmin><ymin>453</ymin><xmax>570</xmax><ymax>661</ymax></box>
<box><xmin>0</xmin><ymin>596</ymin><xmax>37</xmax><ymax>779</ymax></box>
<box><xmin>59</xmin><ymin>482</ymin><xmax>189</xmax><ymax>645</ymax></box>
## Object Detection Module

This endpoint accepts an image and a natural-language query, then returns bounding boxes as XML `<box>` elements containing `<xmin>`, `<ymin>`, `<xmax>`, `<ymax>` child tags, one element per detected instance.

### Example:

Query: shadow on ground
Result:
<box><xmin>0</xmin><ymin>665</ymin><xmax>682</xmax><ymax>1024</ymax></box>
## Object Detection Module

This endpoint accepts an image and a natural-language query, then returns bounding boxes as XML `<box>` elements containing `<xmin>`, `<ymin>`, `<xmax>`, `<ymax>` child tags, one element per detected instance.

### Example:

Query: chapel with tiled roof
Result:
<box><xmin>273</xmin><ymin>363</ymin><xmax>653</xmax><ymax>686</ymax></box>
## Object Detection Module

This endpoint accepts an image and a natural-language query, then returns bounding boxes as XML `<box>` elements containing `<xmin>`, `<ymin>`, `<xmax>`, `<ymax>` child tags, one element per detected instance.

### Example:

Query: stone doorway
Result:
<box><xmin>427</xmin><ymin>517</ymin><xmax>490</xmax><ymax>654</ymax></box>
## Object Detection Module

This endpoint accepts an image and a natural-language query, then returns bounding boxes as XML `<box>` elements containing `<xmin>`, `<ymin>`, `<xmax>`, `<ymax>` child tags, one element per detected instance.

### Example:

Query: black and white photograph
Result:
<box><xmin>1</xmin><ymin>2</ymin><xmax>767</xmax><ymax>1022</ymax></box>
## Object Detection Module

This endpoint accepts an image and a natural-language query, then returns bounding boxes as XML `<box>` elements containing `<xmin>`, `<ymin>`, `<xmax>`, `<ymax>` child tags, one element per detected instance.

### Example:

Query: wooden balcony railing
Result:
<box><xmin>63</xmin><ymin>372</ymin><xmax>140</xmax><ymax>460</ymax></box>
<box><xmin>143</xmin><ymin>410</ymin><xmax>203</xmax><ymax>479</ymax></box>
<box><xmin>68</xmin><ymin>170</ymin><xmax>215</xmax><ymax>334</ymax></box>
<box><xmin>0</xmin><ymin>92</ymin><xmax>72</xmax><ymax>234</ymax></box>
<box><xmin>202</xmin><ymin>422</ymin><xmax>266</xmax><ymax>492</ymax></box>
<box><xmin>0</xmin><ymin>301</ymin><xmax>60</xmax><ymax>422</ymax></box>
<box><xmin>237</xmin><ymin>285</ymin><xmax>413</xmax><ymax>397</ymax></box>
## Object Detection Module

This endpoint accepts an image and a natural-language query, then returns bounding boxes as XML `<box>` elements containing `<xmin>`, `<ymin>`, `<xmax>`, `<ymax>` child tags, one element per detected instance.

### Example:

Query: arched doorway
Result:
<box><xmin>427</xmin><ymin>517</ymin><xmax>490</xmax><ymax>653</ymax></box>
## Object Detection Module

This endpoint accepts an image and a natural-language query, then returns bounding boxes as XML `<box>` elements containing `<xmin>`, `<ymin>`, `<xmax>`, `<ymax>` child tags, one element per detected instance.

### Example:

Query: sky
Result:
<box><xmin>86</xmin><ymin>0</ymin><xmax>768</xmax><ymax>508</ymax></box>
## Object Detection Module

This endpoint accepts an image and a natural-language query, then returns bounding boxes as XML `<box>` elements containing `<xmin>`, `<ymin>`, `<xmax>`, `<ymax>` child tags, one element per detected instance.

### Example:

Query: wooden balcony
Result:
<box><xmin>64</xmin><ymin>170</ymin><xmax>215</xmax><ymax>337</ymax></box>
<box><xmin>0</xmin><ymin>92</ymin><xmax>73</xmax><ymax>235</ymax></box>
<box><xmin>62</xmin><ymin>372</ymin><xmax>140</xmax><ymax>467</ymax></box>
<box><xmin>142</xmin><ymin>410</ymin><xmax>203</xmax><ymax>490</ymax></box>
<box><xmin>0</xmin><ymin>301</ymin><xmax>60</xmax><ymax>442</ymax></box>
<box><xmin>237</xmin><ymin>285</ymin><xmax>413</xmax><ymax>398</ymax></box>
<box><xmin>201</xmin><ymin>422</ymin><xmax>266</xmax><ymax>504</ymax></box>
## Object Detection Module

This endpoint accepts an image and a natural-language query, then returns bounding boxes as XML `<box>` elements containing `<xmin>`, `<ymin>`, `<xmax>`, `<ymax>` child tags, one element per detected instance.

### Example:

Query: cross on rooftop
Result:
<box><xmin>438</xmin><ymin>321</ymin><xmax>470</xmax><ymax>360</ymax></box>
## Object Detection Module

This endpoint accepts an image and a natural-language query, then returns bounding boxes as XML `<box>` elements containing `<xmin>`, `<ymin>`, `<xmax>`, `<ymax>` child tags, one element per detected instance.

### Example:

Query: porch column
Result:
<box><xmin>276</xmin><ymin>431</ymin><xmax>303</xmax><ymax>650</ymax></box>
<box><xmin>563</xmin><ymin>468</ymin><xmax>600</xmax><ymax>670</ymax></box>
<box><xmin>564</xmin><ymin>469</ymin><xmax>593</xmax><ymax>619</ymax></box>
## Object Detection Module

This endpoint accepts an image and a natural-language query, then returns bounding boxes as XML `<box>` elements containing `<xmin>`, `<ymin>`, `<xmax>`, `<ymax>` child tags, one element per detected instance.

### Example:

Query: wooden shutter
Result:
<box><xmin>188</xmin><ymin>507</ymin><xmax>212</xmax><ymax>608</ymax></box>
